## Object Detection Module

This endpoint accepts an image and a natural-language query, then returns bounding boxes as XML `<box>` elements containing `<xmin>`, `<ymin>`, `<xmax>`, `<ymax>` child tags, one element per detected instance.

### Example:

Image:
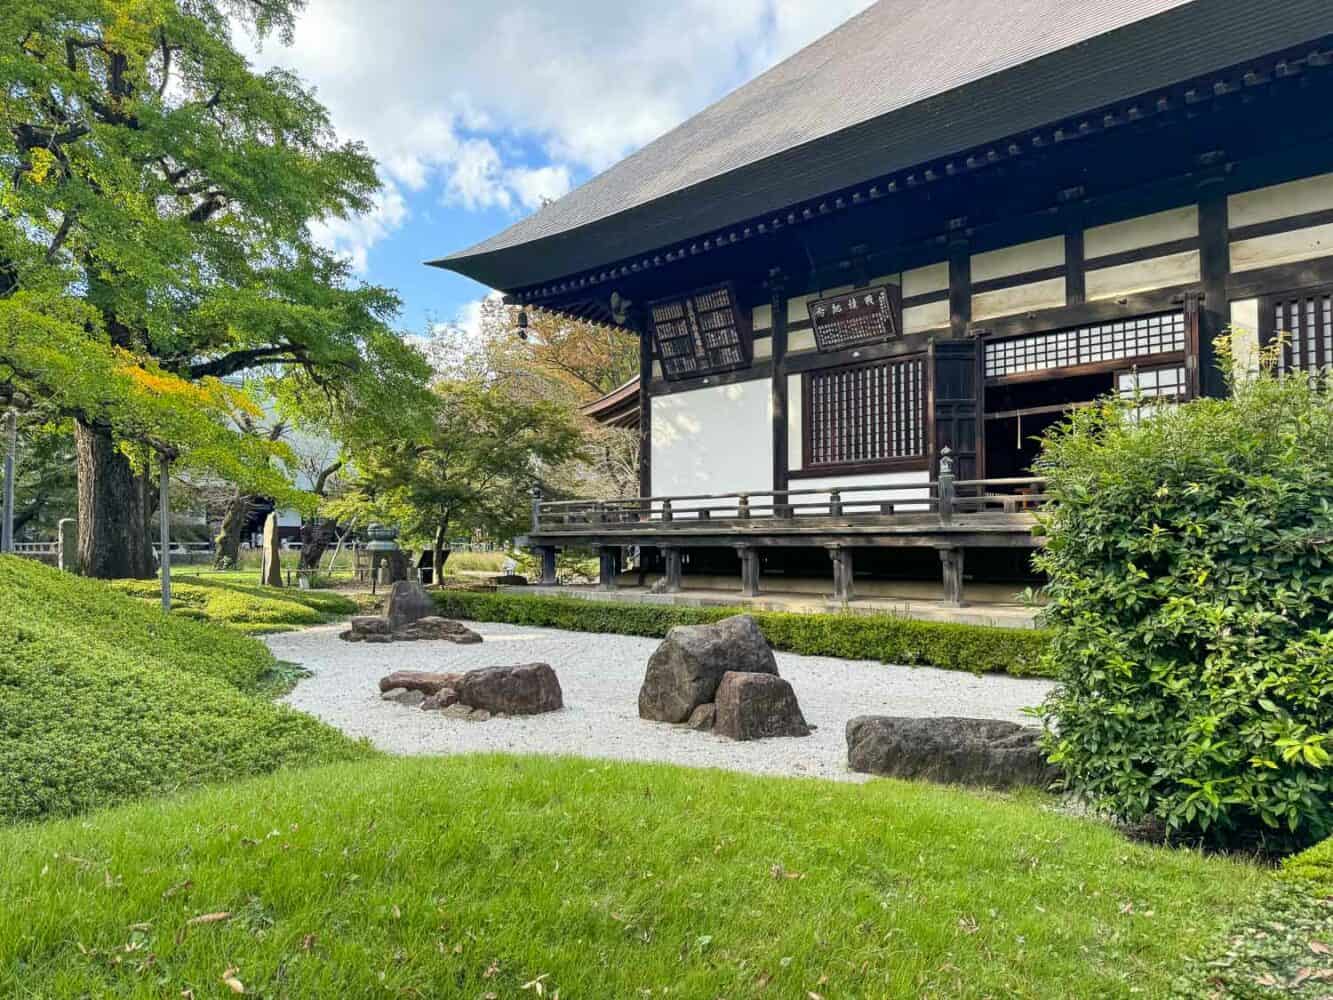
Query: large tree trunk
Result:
<box><xmin>298</xmin><ymin>517</ymin><xmax>336</xmax><ymax>572</ymax></box>
<box><xmin>432</xmin><ymin>523</ymin><xmax>450</xmax><ymax>587</ymax></box>
<box><xmin>75</xmin><ymin>420</ymin><xmax>154</xmax><ymax>579</ymax></box>
<box><xmin>213</xmin><ymin>492</ymin><xmax>249</xmax><ymax>569</ymax></box>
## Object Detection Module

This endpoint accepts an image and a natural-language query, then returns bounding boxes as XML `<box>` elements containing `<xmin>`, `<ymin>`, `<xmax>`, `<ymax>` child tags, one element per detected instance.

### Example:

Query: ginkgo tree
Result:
<box><xmin>1</xmin><ymin>0</ymin><xmax>431</xmax><ymax>577</ymax></box>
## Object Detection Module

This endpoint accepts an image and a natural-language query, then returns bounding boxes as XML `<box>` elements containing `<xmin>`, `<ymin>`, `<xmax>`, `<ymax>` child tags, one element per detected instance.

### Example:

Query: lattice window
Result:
<box><xmin>805</xmin><ymin>356</ymin><xmax>927</xmax><ymax>469</ymax></box>
<box><xmin>1117</xmin><ymin>364</ymin><xmax>1188</xmax><ymax>400</ymax></box>
<box><xmin>984</xmin><ymin>312</ymin><xmax>1186</xmax><ymax>379</ymax></box>
<box><xmin>1270</xmin><ymin>291</ymin><xmax>1333</xmax><ymax>374</ymax></box>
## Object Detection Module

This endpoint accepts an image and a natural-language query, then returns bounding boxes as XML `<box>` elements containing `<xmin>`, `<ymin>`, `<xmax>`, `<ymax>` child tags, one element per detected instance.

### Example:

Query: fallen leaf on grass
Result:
<box><xmin>1311</xmin><ymin>940</ymin><xmax>1332</xmax><ymax>955</ymax></box>
<box><xmin>186</xmin><ymin>912</ymin><xmax>231</xmax><ymax>927</ymax></box>
<box><xmin>221</xmin><ymin>967</ymin><xmax>245</xmax><ymax>993</ymax></box>
<box><xmin>521</xmin><ymin>973</ymin><xmax>550</xmax><ymax>995</ymax></box>
<box><xmin>770</xmin><ymin>864</ymin><xmax>805</xmax><ymax>881</ymax></box>
<box><xmin>162</xmin><ymin>880</ymin><xmax>192</xmax><ymax>899</ymax></box>
<box><xmin>301</xmin><ymin>933</ymin><xmax>317</xmax><ymax>952</ymax></box>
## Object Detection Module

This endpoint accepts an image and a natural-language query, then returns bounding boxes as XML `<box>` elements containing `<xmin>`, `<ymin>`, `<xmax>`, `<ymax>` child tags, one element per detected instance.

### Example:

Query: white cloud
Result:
<box><xmin>308</xmin><ymin>183</ymin><xmax>408</xmax><ymax>272</ymax></box>
<box><xmin>245</xmin><ymin>0</ymin><xmax>877</xmax><ymax>268</ymax></box>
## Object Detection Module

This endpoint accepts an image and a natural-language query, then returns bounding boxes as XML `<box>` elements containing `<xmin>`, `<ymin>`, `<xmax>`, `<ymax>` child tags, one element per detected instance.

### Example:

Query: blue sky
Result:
<box><xmin>243</xmin><ymin>0</ymin><xmax>876</xmax><ymax>337</ymax></box>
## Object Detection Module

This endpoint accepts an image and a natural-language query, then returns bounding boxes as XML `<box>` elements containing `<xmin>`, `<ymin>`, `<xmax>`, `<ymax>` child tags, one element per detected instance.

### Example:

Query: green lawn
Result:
<box><xmin>0</xmin><ymin>754</ymin><xmax>1270</xmax><ymax>999</ymax></box>
<box><xmin>0</xmin><ymin>557</ymin><xmax>373</xmax><ymax>824</ymax></box>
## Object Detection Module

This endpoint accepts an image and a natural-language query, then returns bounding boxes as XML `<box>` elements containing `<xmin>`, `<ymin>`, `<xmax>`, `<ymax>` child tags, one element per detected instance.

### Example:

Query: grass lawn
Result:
<box><xmin>0</xmin><ymin>754</ymin><xmax>1270</xmax><ymax>999</ymax></box>
<box><xmin>0</xmin><ymin>557</ymin><xmax>373</xmax><ymax>824</ymax></box>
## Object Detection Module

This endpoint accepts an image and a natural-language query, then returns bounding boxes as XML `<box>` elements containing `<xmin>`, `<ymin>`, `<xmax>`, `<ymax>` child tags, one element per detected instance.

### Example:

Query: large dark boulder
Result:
<box><xmin>385</xmin><ymin>580</ymin><xmax>436</xmax><ymax>629</ymax></box>
<box><xmin>457</xmin><ymin>663</ymin><xmax>563</xmax><ymax>716</ymax></box>
<box><xmin>714</xmin><ymin>672</ymin><xmax>809</xmax><ymax>740</ymax></box>
<box><xmin>845</xmin><ymin>716</ymin><xmax>1059</xmax><ymax>790</ymax></box>
<box><xmin>638</xmin><ymin>615</ymin><xmax>778</xmax><ymax>723</ymax></box>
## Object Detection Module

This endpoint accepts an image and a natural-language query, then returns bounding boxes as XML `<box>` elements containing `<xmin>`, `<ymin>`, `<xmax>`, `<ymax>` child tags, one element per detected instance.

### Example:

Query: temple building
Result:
<box><xmin>433</xmin><ymin>0</ymin><xmax>1333</xmax><ymax>616</ymax></box>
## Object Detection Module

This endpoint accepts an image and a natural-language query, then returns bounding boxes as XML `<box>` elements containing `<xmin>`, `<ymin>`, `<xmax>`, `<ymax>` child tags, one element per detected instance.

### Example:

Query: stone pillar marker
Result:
<box><xmin>57</xmin><ymin>518</ymin><xmax>78</xmax><ymax>573</ymax></box>
<box><xmin>261</xmin><ymin>512</ymin><xmax>283</xmax><ymax>587</ymax></box>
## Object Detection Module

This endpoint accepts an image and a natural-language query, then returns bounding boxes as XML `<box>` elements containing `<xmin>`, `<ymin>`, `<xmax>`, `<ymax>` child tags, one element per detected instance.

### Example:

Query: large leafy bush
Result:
<box><xmin>1036</xmin><ymin>368</ymin><xmax>1333</xmax><ymax>849</ymax></box>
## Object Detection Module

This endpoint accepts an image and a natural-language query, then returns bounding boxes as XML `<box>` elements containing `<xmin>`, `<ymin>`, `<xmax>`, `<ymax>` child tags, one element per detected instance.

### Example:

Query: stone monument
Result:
<box><xmin>261</xmin><ymin>511</ymin><xmax>283</xmax><ymax>587</ymax></box>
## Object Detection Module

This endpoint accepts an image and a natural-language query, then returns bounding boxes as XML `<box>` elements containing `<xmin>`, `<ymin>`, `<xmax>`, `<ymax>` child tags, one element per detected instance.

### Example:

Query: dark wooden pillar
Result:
<box><xmin>1198</xmin><ymin>160</ymin><xmax>1230</xmax><ymax>398</ymax></box>
<box><xmin>738</xmin><ymin>546</ymin><xmax>761</xmax><ymax>598</ymax></box>
<box><xmin>636</xmin><ymin>311</ymin><xmax>654</xmax><ymax>499</ymax></box>
<box><xmin>948</xmin><ymin>228</ymin><xmax>971</xmax><ymax>339</ymax></box>
<box><xmin>828</xmin><ymin>545</ymin><xmax>855</xmax><ymax>603</ymax></box>
<box><xmin>769</xmin><ymin>269</ymin><xmax>790</xmax><ymax>503</ymax></box>
<box><xmin>1064</xmin><ymin>204</ymin><xmax>1086</xmax><ymax>307</ymax></box>
<box><xmin>538</xmin><ymin>547</ymin><xmax>558</xmax><ymax>586</ymax></box>
<box><xmin>597</xmin><ymin>547</ymin><xmax>618</xmax><ymax>591</ymax></box>
<box><xmin>661</xmin><ymin>547</ymin><xmax>682</xmax><ymax>593</ymax></box>
<box><xmin>939</xmin><ymin>547</ymin><xmax>965</xmax><ymax>607</ymax></box>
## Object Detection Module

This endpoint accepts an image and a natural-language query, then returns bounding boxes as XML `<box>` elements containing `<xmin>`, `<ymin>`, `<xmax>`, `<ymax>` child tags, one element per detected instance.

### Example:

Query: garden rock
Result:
<box><xmin>421</xmin><ymin>688</ymin><xmax>460</xmax><ymax>711</ymax></box>
<box><xmin>687</xmin><ymin>703</ymin><xmax>716</xmax><ymax>732</ymax></box>
<box><xmin>394</xmin><ymin>617</ymin><xmax>482</xmax><ymax>643</ymax></box>
<box><xmin>845</xmin><ymin>716</ymin><xmax>1059</xmax><ymax>790</ymax></box>
<box><xmin>378</xmin><ymin>671</ymin><xmax>462</xmax><ymax>696</ymax></box>
<box><xmin>456</xmin><ymin>663</ymin><xmax>563</xmax><ymax>716</ymax></box>
<box><xmin>638</xmin><ymin>615</ymin><xmax>778</xmax><ymax>723</ymax></box>
<box><xmin>714</xmin><ymin>672</ymin><xmax>809</xmax><ymax>740</ymax></box>
<box><xmin>380</xmin><ymin>687</ymin><xmax>425</xmax><ymax>708</ymax></box>
<box><xmin>385</xmin><ymin>580</ymin><xmax>435</xmax><ymax>629</ymax></box>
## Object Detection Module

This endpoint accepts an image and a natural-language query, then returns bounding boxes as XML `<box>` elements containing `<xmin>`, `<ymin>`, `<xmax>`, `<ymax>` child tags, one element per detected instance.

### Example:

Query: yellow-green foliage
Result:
<box><xmin>433</xmin><ymin>591</ymin><xmax>1052</xmax><ymax>677</ymax></box>
<box><xmin>109</xmin><ymin>578</ymin><xmax>356</xmax><ymax>633</ymax></box>
<box><xmin>0</xmin><ymin>558</ymin><xmax>372</xmax><ymax>824</ymax></box>
<box><xmin>1284</xmin><ymin>836</ymin><xmax>1333</xmax><ymax>890</ymax></box>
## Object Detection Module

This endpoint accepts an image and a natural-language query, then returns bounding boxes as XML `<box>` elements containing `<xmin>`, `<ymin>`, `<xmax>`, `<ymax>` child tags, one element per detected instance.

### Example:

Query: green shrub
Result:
<box><xmin>0</xmin><ymin>557</ymin><xmax>372</xmax><ymax>823</ymax></box>
<box><xmin>1284</xmin><ymin>836</ymin><xmax>1333</xmax><ymax>890</ymax></box>
<box><xmin>433</xmin><ymin>591</ymin><xmax>1051</xmax><ymax>677</ymax></box>
<box><xmin>1035</xmin><ymin>370</ymin><xmax>1333</xmax><ymax>850</ymax></box>
<box><xmin>109</xmin><ymin>578</ymin><xmax>356</xmax><ymax>633</ymax></box>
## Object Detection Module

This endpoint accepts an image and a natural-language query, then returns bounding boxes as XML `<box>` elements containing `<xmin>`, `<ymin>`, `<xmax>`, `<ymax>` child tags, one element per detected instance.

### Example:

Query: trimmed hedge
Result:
<box><xmin>433</xmin><ymin>590</ymin><xmax>1052</xmax><ymax>677</ymax></box>
<box><xmin>109</xmin><ymin>578</ymin><xmax>357</xmax><ymax>633</ymax></box>
<box><xmin>1284</xmin><ymin>836</ymin><xmax>1333</xmax><ymax>891</ymax></box>
<box><xmin>0</xmin><ymin>557</ymin><xmax>373</xmax><ymax>824</ymax></box>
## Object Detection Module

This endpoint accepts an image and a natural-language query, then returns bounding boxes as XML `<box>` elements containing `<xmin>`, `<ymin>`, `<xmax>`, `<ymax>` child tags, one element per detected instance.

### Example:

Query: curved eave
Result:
<box><xmin>431</xmin><ymin>0</ymin><xmax>1333</xmax><ymax>293</ymax></box>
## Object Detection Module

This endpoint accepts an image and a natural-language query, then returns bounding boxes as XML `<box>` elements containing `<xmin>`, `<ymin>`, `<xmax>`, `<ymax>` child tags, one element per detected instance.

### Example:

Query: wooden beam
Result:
<box><xmin>1064</xmin><ymin>207</ymin><xmax>1086</xmax><ymax>306</ymax></box>
<box><xmin>769</xmin><ymin>270</ymin><xmax>790</xmax><ymax>498</ymax></box>
<box><xmin>1197</xmin><ymin>169</ymin><xmax>1230</xmax><ymax>398</ymax></box>
<box><xmin>636</xmin><ymin>310</ymin><xmax>653</xmax><ymax>499</ymax></box>
<box><xmin>948</xmin><ymin>233</ymin><xmax>971</xmax><ymax>338</ymax></box>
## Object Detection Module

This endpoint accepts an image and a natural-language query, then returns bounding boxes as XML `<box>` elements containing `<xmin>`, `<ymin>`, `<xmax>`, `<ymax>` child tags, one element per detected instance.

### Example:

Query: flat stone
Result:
<box><xmin>638</xmin><ymin>615</ymin><xmax>778</xmax><ymax>724</ymax></box>
<box><xmin>686</xmin><ymin>703</ymin><xmax>716</xmax><ymax>732</ymax></box>
<box><xmin>379</xmin><ymin>671</ymin><xmax>463</xmax><ymax>695</ymax></box>
<box><xmin>395</xmin><ymin>617</ymin><xmax>482</xmax><ymax>644</ymax></box>
<box><xmin>457</xmin><ymin>663</ymin><xmax>563</xmax><ymax>716</ymax></box>
<box><xmin>440</xmin><ymin>703</ymin><xmax>474</xmax><ymax>720</ymax></box>
<box><xmin>384</xmin><ymin>581</ymin><xmax>435</xmax><ymax>630</ymax></box>
<box><xmin>421</xmin><ymin>687</ymin><xmax>460</xmax><ymax>711</ymax></box>
<box><xmin>714</xmin><ymin>672</ymin><xmax>809</xmax><ymax>741</ymax></box>
<box><xmin>351</xmin><ymin>616</ymin><xmax>391</xmax><ymax>635</ymax></box>
<box><xmin>381</xmin><ymin>688</ymin><xmax>425</xmax><ymax>708</ymax></box>
<box><xmin>467</xmin><ymin>708</ymin><xmax>492</xmax><ymax>722</ymax></box>
<box><xmin>845</xmin><ymin>716</ymin><xmax>1059</xmax><ymax>790</ymax></box>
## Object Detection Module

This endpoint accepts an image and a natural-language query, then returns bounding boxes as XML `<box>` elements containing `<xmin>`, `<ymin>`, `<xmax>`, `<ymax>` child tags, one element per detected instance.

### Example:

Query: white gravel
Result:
<box><xmin>269</xmin><ymin>622</ymin><xmax>1054</xmax><ymax>783</ymax></box>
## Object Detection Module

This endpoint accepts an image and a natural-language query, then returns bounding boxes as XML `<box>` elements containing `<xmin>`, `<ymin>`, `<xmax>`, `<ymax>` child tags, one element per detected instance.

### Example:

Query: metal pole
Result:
<box><xmin>1</xmin><ymin>409</ymin><xmax>15</xmax><ymax>554</ymax></box>
<box><xmin>159</xmin><ymin>454</ymin><xmax>171</xmax><ymax>612</ymax></box>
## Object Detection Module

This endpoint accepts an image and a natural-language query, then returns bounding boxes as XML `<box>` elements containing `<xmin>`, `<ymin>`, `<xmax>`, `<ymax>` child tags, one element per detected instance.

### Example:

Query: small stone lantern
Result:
<box><xmin>365</xmin><ymin>523</ymin><xmax>400</xmax><ymax>595</ymax></box>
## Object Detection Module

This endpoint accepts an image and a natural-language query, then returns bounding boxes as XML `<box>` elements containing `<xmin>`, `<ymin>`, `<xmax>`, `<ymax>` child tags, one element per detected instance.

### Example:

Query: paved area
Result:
<box><xmin>269</xmin><ymin>622</ymin><xmax>1053</xmax><ymax>782</ymax></box>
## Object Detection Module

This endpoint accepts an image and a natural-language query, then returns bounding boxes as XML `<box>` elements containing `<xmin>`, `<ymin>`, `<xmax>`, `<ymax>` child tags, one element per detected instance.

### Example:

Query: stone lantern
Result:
<box><xmin>365</xmin><ymin>523</ymin><xmax>400</xmax><ymax>595</ymax></box>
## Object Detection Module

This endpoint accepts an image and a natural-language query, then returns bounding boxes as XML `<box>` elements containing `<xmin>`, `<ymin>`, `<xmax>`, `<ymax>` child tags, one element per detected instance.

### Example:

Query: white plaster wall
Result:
<box><xmin>1231</xmin><ymin>222</ymin><xmax>1333</xmax><ymax>273</ymax></box>
<box><xmin>651</xmin><ymin>380</ymin><xmax>772</xmax><ymax>504</ymax></box>
<box><xmin>972</xmin><ymin>277</ymin><xmax>1066</xmax><ymax>322</ymax></box>
<box><xmin>1084</xmin><ymin>250</ymin><xmax>1201</xmax><ymax>301</ymax></box>
<box><xmin>1229</xmin><ymin>298</ymin><xmax>1261</xmax><ymax>379</ymax></box>
<box><xmin>788</xmin><ymin>372</ymin><xmax>803</xmax><ymax>470</ymax></box>
<box><xmin>1229</xmin><ymin>172</ymin><xmax>1333</xmax><ymax>228</ymax></box>
<box><xmin>1084</xmin><ymin>206</ymin><xmax>1198</xmax><ymax>259</ymax></box>
<box><xmin>971</xmin><ymin>236</ymin><xmax>1064</xmax><ymax>283</ymax></box>
<box><xmin>902</xmin><ymin>262</ymin><xmax>949</xmax><ymax>297</ymax></box>
<box><xmin>904</xmin><ymin>299</ymin><xmax>950</xmax><ymax>333</ymax></box>
<box><xmin>789</xmin><ymin>471</ymin><xmax>931</xmax><ymax>514</ymax></box>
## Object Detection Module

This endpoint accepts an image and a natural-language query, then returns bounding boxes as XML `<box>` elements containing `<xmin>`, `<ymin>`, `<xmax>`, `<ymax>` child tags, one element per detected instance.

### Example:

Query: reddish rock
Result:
<box><xmin>638</xmin><ymin>615</ymin><xmax>778</xmax><ymax>723</ymax></box>
<box><xmin>378</xmin><ymin>671</ymin><xmax>463</xmax><ymax>695</ymax></box>
<box><xmin>457</xmin><ymin>663</ymin><xmax>563</xmax><ymax>716</ymax></box>
<box><xmin>421</xmin><ymin>687</ymin><xmax>460</xmax><ymax>711</ymax></box>
<box><xmin>714</xmin><ymin>672</ymin><xmax>809</xmax><ymax>741</ymax></box>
